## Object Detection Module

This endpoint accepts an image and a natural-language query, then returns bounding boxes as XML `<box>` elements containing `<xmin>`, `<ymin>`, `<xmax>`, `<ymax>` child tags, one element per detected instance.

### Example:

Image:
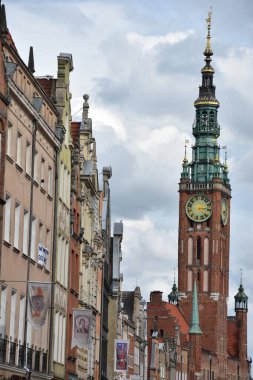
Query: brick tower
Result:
<box><xmin>177</xmin><ymin>11</ymin><xmax>231</xmax><ymax>378</ymax></box>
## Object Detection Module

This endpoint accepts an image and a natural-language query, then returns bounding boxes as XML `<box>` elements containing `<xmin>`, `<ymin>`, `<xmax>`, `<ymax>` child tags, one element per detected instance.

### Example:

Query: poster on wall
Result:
<box><xmin>114</xmin><ymin>339</ymin><xmax>129</xmax><ymax>372</ymax></box>
<box><xmin>71</xmin><ymin>309</ymin><xmax>92</xmax><ymax>348</ymax></box>
<box><xmin>27</xmin><ymin>282</ymin><xmax>51</xmax><ymax>329</ymax></box>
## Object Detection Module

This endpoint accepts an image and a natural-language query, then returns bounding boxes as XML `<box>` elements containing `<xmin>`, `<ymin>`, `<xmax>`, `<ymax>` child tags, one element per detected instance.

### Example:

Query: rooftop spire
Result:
<box><xmin>204</xmin><ymin>8</ymin><xmax>213</xmax><ymax>58</ymax></box>
<box><xmin>168</xmin><ymin>269</ymin><xmax>179</xmax><ymax>305</ymax></box>
<box><xmin>234</xmin><ymin>271</ymin><xmax>248</xmax><ymax>312</ymax></box>
<box><xmin>28</xmin><ymin>46</ymin><xmax>35</xmax><ymax>74</ymax></box>
<box><xmin>189</xmin><ymin>280</ymin><xmax>202</xmax><ymax>335</ymax></box>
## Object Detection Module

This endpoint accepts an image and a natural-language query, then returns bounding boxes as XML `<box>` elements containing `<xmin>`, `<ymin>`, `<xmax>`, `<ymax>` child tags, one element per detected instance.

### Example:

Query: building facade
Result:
<box><xmin>0</xmin><ymin>4</ymin><xmax>61</xmax><ymax>379</ymax></box>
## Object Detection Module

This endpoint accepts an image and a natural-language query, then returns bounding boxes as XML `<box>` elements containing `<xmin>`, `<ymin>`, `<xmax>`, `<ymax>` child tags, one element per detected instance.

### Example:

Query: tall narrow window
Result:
<box><xmin>54</xmin><ymin>312</ymin><xmax>59</xmax><ymax>362</ymax></box>
<box><xmin>30</xmin><ymin>217</ymin><xmax>37</xmax><ymax>260</ymax></box>
<box><xmin>204</xmin><ymin>237</ymin><xmax>209</xmax><ymax>265</ymax></box>
<box><xmin>61</xmin><ymin>238</ymin><xmax>65</xmax><ymax>285</ymax></box>
<box><xmin>64</xmin><ymin>242</ymin><xmax>69</xmax><ymax>288</ymax></box>
<box><xmin>34</xmin><ymin>150</ymin><xmax>39</xmax><ymax>183</ymax></box>
<box><xmin>0</xmin><ymin>286</ymin><xmax>7</xmax><ymax>336</ymax></box>
<box><xmin>14</xmin><ymin>202</ymin><xmax>21</xmax><ymax>249</ymax></box>
<box><xmin>57</xmin><ymin>236</ymin><xmax>62</xmax><ymax>283</ymax></box>
<box><xmin>16</xmin><ymin>131</ymin><xmax>22</xmax><ymax>166</ymax></box>
<box><xmin>7</xmin><ymin>122</ymin><xmax>13</xmax><ymax>157</ymax></box>
<box><xmin>58</xmin><ymin>314</ymin><xmax>63</xmax><ymax>363</ymax></box>
<box><xmin>61</xmin><ymin>316</ymin><xmax>66</xmax><ymax>364</ymax></box>
<box><xmin>197</xmin><ymin>237</ymin><xmax>201</xmax><ymax>264</ymax></box>
<box><xmin>18</xmin><ymin>296</ymin><xmax>25</xmax><ymax>344</ymax></box>
<box><xmin>22</xmin><ymin>210</ymin><xmax>29</xmax><ymax>255</ymax></box>
<box><xmin>188</xmin><ymin>237</ymin><xmax>193</xmax><ymax>265</ymax></box>
<box><xmin>48</xmin><ymin>166</ymin><xmax>53</xmax><ymax>197</ymax></box>
<box><xmin>9</xmin><ymin>291</ymin><xmax>17</xmax><ymax>340</ymax></box>
<box><xmin>41</xmin><ymin>158</ymin><xmax>45</xmax><ymax>189</ymax></box>
<box><xmin>25</xmin><ymin>141</ymin><xmax>32</xmax><ymax>176</ymax></box>
<box><xmin>4</xmin><ymin>195</ymin><xmax>11</xmax><ymax>243</ymax></box>
<box><xmin>187</xmin><ymin>271</ymin><xmax>193</xmax><ymax>291</ymax></box>
<box><xmin>203</xmin><ymin>271</ymin><xmax>208</xmax><ymax>292</ymax></box>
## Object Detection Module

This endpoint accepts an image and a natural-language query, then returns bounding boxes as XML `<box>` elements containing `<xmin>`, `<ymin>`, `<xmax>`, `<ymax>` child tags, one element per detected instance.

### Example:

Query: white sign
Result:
<box><xmin>38</xmin><ymin>243</ymin><xmax>49</xmax><ymax>266</ymax></box>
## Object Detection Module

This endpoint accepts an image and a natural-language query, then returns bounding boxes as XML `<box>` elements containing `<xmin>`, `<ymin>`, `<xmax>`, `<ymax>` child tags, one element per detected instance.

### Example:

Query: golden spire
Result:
<box><xmin>204</xmin><ymin>8</ymin><xmax>213</xmax><ymax>57</ymax></box>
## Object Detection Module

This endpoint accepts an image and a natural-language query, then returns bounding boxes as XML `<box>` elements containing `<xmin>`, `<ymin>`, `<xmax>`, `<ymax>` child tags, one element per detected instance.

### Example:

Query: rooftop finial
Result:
<box><xmin>204</xmin><ymin>8</ymin><xmax>213</xmax><ymax>58</ymax></box>
<box><xmin>28</xmin><ymin>46</ymin><xmax>35</xmax><ymax>74</ymax></box>
<box><xmin>184</xmin><ymin>139</ymin><xmax>189</xmax><ymax>162</ymax></box>
<box><xmin>173</xmin><ymin>267</ymin><xmax>176</xmax><ymax>284</ymax></box>
<box><xmin>240</xmin><ymin>269</ymin><xmax>243</xmax><ymax>285</ymax></box>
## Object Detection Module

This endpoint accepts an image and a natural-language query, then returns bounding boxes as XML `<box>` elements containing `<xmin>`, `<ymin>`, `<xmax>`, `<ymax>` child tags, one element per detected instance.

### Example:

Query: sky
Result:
<box><xmin>5</xmin><ymin>0</ymin><xmax>253</xmax><ymax>356</ymax></box>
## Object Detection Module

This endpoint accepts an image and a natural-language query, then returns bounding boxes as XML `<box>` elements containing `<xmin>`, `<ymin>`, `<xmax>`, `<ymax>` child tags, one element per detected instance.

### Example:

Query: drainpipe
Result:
<box><xmin>48</xmin><ymin>124</ymin><xmax>64</xmax><ymax>376</ymax></box>
<box><xmin>23</xmin><ymin>117</ymin><xmax>38</xmax><ymax>366</ymax></box>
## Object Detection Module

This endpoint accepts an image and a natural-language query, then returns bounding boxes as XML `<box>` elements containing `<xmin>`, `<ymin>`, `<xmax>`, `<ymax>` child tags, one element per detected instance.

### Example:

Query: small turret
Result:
<box><xmin>235</xmin><ymin>273</ymin><xmax>248</xmax><ymax>312</ymax></box>
<box><xmin>168</xmin><ymin>271</ymin><xmax>179</xmax><ymax>305</ymax></box>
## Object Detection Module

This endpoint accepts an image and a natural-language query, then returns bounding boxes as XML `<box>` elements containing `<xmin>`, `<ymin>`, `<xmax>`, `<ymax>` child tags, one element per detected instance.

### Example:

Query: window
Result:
<box><xmin>54</xmin><ymin>312</ymin><xmax>59</xmax><ymax>361</ymax></box>
<box><xmin>188</xmin><ymin>237</ymin><xmax>193</xmax><ymax>265</ymax></box>
<box><xmin>61</xmin><ymin>316</ymin><xmax>66</xmax><ymax>364</ymax></box>
<box><xmin>26</xmin><ymin>141</ymin><xmax>32</xmax><ymax>176</ymax></box>
<box><xmin>7</xmin><ymin>122</ymin><xmax>13</xmax><ymax>157</ymax></box>
<box><xmin>16</xmin><ymin>131</ymin><xmax>22</xmax><ymax>166</ymax></box>
<box><xmin>22</xmin><ymin>209</ymin><xmax>29</xmax><ymax>255</ymax></box>
<box><xmin>64</xmin><ymin>242</ymin><xmax>69</xmax><ymax>287</ymax></box>
<box><xmin>58</xmin><ymin>314</ymin><xmax>63</xmax><ymax>363</ymax></box>
<box><xmin>203</xmin><ymin>271</ymin><xmax>208</xmax><ymax>292</ymax></box>
<box><xmin>9</xmin><ymin>291</ymin><xmax>17</xmax><ymax>340</ymax></box>
<box><xmin>14</xmin><ymin>202</ymin><xmax>21</xmax><ymax>249</ymax></box>
<box><xmin>204</xmin><ymin>237</ymin><xmax>209</xmax><ymax>265</ymax></box>
<box><xmin>4</xmin><ymin>195</ymin><xmax>11</xmax><ymax>243</ymax></box>
<box><xmin>31</xmin><ymin>217</ymin><xmax>37</xmax><ymax>260</ymax></box>
<box><xmin>187</xmin><ymin>271</ymin><xmax>192</xmax><ymax>291</ymax></box>
<box><xmin>48</xmin><ymin>166</ymin><xmax>53</xmax><ymax>197</ymax></box>
<box><xmin>0</xmin><ymin>286</ymin><xmax>7</xmax><ymax>336</ymax></box>
<box><xmin>34</xmin><ymin>150</ymin><xmax>39</xmax><ymax>183</ymax></box>
<box><xmin>41</xmin><ymin>158</ymin><xmax>45</xmax><ymax>188</ymax></box>
<box><xmin>197</xmin><ymin>237</ymin><xmax>201</xmax><ymax>264</ymax></box>
<box><xmin>18</xmin><ymin>296</ymin><xmax>25</xmax><ymax>344</ymax></box>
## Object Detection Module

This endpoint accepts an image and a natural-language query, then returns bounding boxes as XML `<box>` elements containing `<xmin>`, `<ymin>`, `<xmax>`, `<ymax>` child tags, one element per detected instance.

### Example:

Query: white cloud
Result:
<box><xmin>127</xmin><ymin>30</ymin><xmax>194</xmax><ymax>52</ymax></box>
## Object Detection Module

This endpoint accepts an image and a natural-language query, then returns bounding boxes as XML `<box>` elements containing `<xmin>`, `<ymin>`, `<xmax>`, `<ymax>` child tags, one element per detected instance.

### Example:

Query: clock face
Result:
<box><xmin>186</xmin><ymin>195</ymin><xmax>212</xmax><ymax>222</ymax></box>
<box><xmin>221</xmin><ymin>198</ymin><xmax>228</xmax><ymax>225</ymax></box>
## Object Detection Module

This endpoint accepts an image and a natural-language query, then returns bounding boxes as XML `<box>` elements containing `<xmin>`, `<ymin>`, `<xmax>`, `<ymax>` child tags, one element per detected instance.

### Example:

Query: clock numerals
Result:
<box><xmin>186</xmin><ymin>195</ymin><xmax>212</xmax><ymax>223</ymax></box>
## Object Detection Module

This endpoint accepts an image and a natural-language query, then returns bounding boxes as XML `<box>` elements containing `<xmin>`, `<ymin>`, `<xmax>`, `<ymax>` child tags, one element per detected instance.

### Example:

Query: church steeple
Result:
<box><xmin>181</xmin><ymin>11</ymin><xmax>230</xmax><ymax>186</ymax></box>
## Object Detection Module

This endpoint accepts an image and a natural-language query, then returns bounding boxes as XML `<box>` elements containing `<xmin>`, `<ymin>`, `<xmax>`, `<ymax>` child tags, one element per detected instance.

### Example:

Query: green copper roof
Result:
<box><xmin>189</xmin><ymin>280</ymin><xmax>202</xmax><ymax>335</ymax></box>
<box><xmin>181</xmin><ymin>12</ymin><xmax>230</xmax><ymax>187</ymax></box>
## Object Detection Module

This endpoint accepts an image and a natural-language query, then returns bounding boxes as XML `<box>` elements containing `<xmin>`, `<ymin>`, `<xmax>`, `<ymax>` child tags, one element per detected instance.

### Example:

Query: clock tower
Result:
<box><xmin>178</xmin><ymin>12</ymin><xmax>231</xmax><ymax>375</ymax></box>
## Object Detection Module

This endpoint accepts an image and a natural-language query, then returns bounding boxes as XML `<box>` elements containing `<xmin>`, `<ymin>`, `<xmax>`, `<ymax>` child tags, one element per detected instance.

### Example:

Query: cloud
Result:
<box><xmin>126</xmin><ymin>30</ymin><xmax>194</xmax><ymax>52</ymax></box>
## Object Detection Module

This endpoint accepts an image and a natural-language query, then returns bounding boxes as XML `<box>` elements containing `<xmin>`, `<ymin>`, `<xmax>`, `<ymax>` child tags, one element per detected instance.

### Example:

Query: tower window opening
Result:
<box><xmin>197</xmin><ymin>237</ymin><xmax>201</xmax><ymax>265</ymax></box>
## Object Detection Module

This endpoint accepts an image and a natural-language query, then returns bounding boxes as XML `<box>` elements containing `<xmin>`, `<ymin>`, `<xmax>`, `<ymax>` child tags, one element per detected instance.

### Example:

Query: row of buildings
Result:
<box><xmin>0</xmin><ymin>3</ymin><xmax>147</xmax><ymax>380</ymax></box>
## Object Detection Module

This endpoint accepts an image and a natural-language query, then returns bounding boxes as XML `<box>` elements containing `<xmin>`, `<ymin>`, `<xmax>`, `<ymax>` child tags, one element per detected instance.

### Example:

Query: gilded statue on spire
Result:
<box><xmin>204</xmin><ymin>8</ymin><xmax>213</xmax><ymax>57</ymax></box>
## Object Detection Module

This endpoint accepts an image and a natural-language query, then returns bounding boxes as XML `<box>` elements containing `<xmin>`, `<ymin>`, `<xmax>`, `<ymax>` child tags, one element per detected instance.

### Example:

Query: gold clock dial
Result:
<box><xmin>221</xmin><ymin>198</ymin><xmax>228</xmax><ymax>225</ymax></box>
<box><xmin>186</xmin><ymin>195</ymin><xmax>212</xmax><ymax>222</ymax></box>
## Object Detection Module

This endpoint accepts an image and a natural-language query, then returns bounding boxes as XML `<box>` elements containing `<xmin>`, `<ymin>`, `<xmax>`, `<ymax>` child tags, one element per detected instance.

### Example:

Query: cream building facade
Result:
<box><xmin>0</xmin><ymin>7</ymin><xmax>61</xmax><ymax>379</ymax></box>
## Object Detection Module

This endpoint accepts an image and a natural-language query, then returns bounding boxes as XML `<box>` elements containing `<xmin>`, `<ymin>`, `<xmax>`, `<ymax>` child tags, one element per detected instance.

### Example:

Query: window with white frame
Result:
<box><xmin>64</xmin><ymin>241</ymin><xmax>69</xmax><ymax>288</ymax></box>
<box><xmin>4</xmin><ymin>195</ymin><xmax>11</xmax><ymax>243</ymax></box>
<box><xmin>30</xmin><ymin>217</ymin><xmax>37</xmax><ymax>260</ymax></box>
<box><xmin>56</xmin><ymin>236</ymin><xmax>62</xmax><ymax>283</ymax></box>
<box><xmin>16</xmin><ymin>131</ymin><xmax>22</xmax><ymax>167</ymax></box>
<box><xmin>134</xmin><ymin>346</ymin><xmax>139</xmax><ymax>366</ymax></box>
<box><xmin>0</xmin><ymin>286</ymin><xmax>7</xmax><ymax>336</ymax></box>
<box><xmin>22</xmin><ymin>209</ymin><xmax>29</xmax><ymax>255</ymax></box>
<box><xmin>34</xmin><ymin>150</ymin><xmax>39</xmax><ymax>183</ymax></box>
<box><xmin>60</xmin><ymin>237</ymin><xmax>65</xmax><ymax>285</ymax></box>
<box><xmin>14</xmin><ymin>202</ymin><xmax>21</xmax><ymax>249</ymax></box>
<box><xmin>9</xmin><ymin>290</ymin><xmax>17</xmax><ymax>341</ymax></box>
<box><xmin>7</xmin><ymin>122</ymin><xmax>13</xmax><ymax>158</ymax></box>
<box><xmin>61</xmin><ymin>316</ymin><xmax>66</xmax><ymax>364</ymax></box>
<box><xmin>54</xmin><ymin>312</ymin><xmax>59</xmax><ymax>362</ymax></box>
<box><xmin>25</xmin><ymin>141</ymin><xmax>32</xmax><ymax>176</ymax></box>
<box><xmin>58</xmin><ymin>314</ymin><xmax>63</xmax><ymax>363</ymax></box>
<box><xmin>18</xmin><ymin>295</ymin><xmax>25</xmax><ymax>344</ymax></box>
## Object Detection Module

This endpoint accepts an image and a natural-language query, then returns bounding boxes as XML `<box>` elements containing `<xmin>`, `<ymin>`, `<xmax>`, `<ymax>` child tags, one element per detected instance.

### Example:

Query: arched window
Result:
<box><xmin>187</xmin><ymin>271</ymin><xmax>193</xmax><ymax>291</ymax></box>
<box><xmin>197</xmin><ymin>237</ymin><xmax>201</xmax><ymax>265</ymax></box>
<box><xmin>203</xmin><ymin>271</ymin><xmax>208</xmax><ymax>292</ymax></box>
<box><xmin>204</xmin><ymin>237</ymin><xmax>209</xmax><ymax>265</ymax></box>
<box><xmin>188</xmin><ymin>237</ymin><xmax>193</xmax><ymax>265</ymax></box>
